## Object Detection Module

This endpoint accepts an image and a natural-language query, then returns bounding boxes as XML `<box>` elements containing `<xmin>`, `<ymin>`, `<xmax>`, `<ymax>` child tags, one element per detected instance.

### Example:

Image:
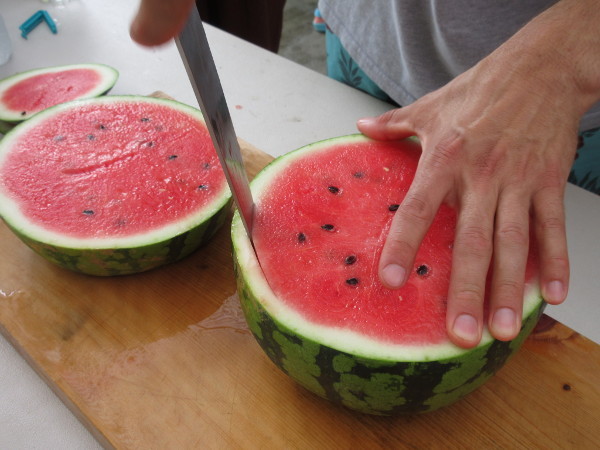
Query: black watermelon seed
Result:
<box><xmin>168</xmin><ymin>155</ymin><xmax>178</xmax><ymax>160</ymax></box>
<box><xmin>146</xmin><ymin>141</ymin><xmax>155</xmax><ymax>147</ymax></box>
<box><xmin>353</xmin><ymin>171</ymin><xmax>364</xmax><ymax>178</ymax></box>
<box><xmin>416</xmin><ymin>264</ymin><xmax>429</xmax><ymax>276</ymax></box>
<box><xmin>141</xmin><ymin>117</ymin><xmax>150</xmax><ymax>122</ymax></box>
<box><xmin>98</xmin><ymin>124</ymin><xmax>106</xmax><ymax>130</ymax></box>
<box><xmin>328</xmin><ymin>186</ymin><xmax>340</xmax><ymax>194</ymax></box>
<box><xmin>344</xmin><ymin>255</ymin><xmax>357</xmax><ymax>265</ymax></box>
<box><xmin>82</xmin><ymin>209</ymin><xmax>94</xmax><ymax>215</ymax></box>
<box><xmin>321</xmin><ymin>224</ymin><xmax>335</xmax><ymax>231</ymax></box>
<box><xmin>297</xmin><ymin>232</ymin><xmax>306</xmax><ymax>243</ymax></box>
<box><xmin>21</xmin><ymin>111</ymin><xmax>26</xmax><ymax>116</ymax></box>
<box><xmin>87</xmin><ymin>135</ymin><xmax>95</xmax><ymax>141</ymax></box>
<box><xmin>197</xmin><ymin>184</ymin><xmax>208</xmax><ymax>190</ymax></box>
<box><xmin>389</xmin><ymin>204</ymin><xmax>399</xmax><ymax>212</ymax></box>
<box><xmin>346</xmin><ymin>277</ymin><xmax>359</xmax><ymax>286</ymax></box>
<box><xmin>203</xmin><ymin>163</ymin><xmax>211</xmax><ymax>169</ymax></box>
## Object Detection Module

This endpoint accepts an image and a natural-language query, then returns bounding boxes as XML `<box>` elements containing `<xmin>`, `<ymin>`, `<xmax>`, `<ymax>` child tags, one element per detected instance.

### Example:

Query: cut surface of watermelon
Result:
<box><xmin>0</xmin><ymin>63</ymin><xmax>118</xmax><ymax>122</ymax></box>
<box><xmin>0</xmin><ymin>96</ymin><xmax>231</xmax><ymax>275</ymax></box>
<box><xmin>232</xmin><ymin>134</ymin><xmax>544</xmax><ymax>414</ymax></box>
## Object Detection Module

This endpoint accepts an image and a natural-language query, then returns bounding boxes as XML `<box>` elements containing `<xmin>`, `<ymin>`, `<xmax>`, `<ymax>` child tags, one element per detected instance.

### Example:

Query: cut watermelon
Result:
<box><xmin>0</xmin><ymin>96</ymin><xmax>231</xmax><ymax>276</ymax></box>
<box><xmin>0</xmin><ymin>63</ymin><xmax>118</xmax><ymax>123</ymax></box>
<box><xmin>232</xmin><ymin>134</ymin><xmax>545</xmax><ymax>415</ymax></box>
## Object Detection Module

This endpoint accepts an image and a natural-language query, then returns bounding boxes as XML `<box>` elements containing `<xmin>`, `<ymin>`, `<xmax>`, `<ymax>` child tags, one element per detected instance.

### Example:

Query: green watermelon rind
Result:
<box><xmin>231</xmin><ymin>134</ymin><xmax>546</xmax><ymax>415</ymax></box>
<box><xmin>0</xmin><ymin>63</ymin><xmax>119</xmax><ymax>123</ymax></box>
<box><xmin>0</xmin><ymin>120</ymin><xmax>14</xmax><ymax>135</ymax></box>
<box><xmin>5</xmin><ymin>203</ymin><xmax>230</xmax><ymax>276</ymax></box>
<box><xmin>0</xmin><ymin>95</ymin><xmax>232</xmax><ymax>276</ymax></box>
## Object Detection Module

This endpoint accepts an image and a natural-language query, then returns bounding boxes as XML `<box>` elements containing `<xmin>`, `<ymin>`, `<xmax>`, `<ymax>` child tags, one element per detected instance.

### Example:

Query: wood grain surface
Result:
<box><xmin>0</xmin><ymin>94</ymin><xmax>598</xmax><ymax>449</ymax></box>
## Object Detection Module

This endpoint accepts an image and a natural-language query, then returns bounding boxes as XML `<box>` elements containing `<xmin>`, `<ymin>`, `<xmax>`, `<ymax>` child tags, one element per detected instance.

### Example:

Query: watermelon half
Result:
<box><xmin>0</xmin><ymin>63</ymin><xmax>118</xmax><ymax>124</ymax></box>
<box><xmin>232</xmin><ymin>134</ymin><xmax>545</xmax><ymax>415</ymax></box>
<box><xmin>0</xmin><ymin>95</ymin><xmax>231</xmax><ymax>276</ymax></box>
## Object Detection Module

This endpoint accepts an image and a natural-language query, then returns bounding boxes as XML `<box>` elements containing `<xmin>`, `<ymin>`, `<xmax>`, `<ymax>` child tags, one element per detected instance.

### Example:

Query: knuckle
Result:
<box><xmin>494</xmin><ymin>278</ymin><xmax>525</xmax><ymax>300</ymax></box>
<box><xmin>545</xmin><ymin>255</ymin><xmax>570</xmax><ymax>273</ymax></box>
<box><xmin>399</xmin><ymin>194</ymin><xmax>433</xmax><ymax>225</ymax></box>
<box><xmin>429</xmin><ymin>132</ymin><xmax>464</xmax><ymax>168</ymax></box>
<box><xmin>496</xmin><ymin>221</ymin><xmax>529</xmax><ymax>247</ymax></box>
<box><xmin>459</xmin><ymin>225</ymin><xmax>493</xmax><ymax>256</ymax></box>
<box><xmin>538</xmin><ymin>215</ymin><xmax>565</xmax><ymax>234</ymax></box>
<box><xmin>472</xmin><ymin>146</ymin><xmax>504</xmax><ymax>181</ymax></box>
<box><xmin>377</xmin><ymin>108</ymin><xmax>408</xmax><ymax>127</ymax></box>
<box><xmin>385</xmin><ymin>230</ymin><xmax>420</xmax><ymax>257</ymax></box>
<box><xmin>453</xmin><ymin>283</ymin><xmax>485</xmax><ymax>305</ymax></box>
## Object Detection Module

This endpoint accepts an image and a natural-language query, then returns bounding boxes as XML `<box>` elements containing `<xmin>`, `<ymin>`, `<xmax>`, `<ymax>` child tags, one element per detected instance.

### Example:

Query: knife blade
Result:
<box><xmin>175</xmin><ymin>6</ymin><xmax>255</xmax><ymax>238</ymax></box>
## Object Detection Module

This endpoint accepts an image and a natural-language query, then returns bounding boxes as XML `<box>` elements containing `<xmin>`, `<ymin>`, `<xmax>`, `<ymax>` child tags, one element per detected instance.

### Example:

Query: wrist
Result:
<box><xmin>494</xmin><ymin>0</ymin><xmax>600</xmax><ymax>117</ymax></box>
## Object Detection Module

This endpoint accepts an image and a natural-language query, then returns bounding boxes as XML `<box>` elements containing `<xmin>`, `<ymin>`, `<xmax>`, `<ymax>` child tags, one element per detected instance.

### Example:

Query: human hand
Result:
<box><xmin>130</xmin><ymin>0</ymin><xmax>195</xmax><ymax>46</ymax></box>
<box><xmin>357</xmin><ymin>1</ymin><xmax>600</xmax><ymax>348</ymax></box>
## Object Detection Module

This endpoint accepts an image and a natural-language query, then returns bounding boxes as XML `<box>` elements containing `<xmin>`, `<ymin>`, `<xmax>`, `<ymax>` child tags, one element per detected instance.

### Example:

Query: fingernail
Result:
<box><xmin>543</xmin><ymin>280</ymin><xmax>566</xmax><ymax>303</ymax></box>
<box><xmin>492</xmin><ymin>307</ymin><xmax>518</xmax><ymax>339</ymax></box>
<box><xmin>452</xmin><ymin>314</ymin><xmax>479</xmax><ymax>343</ymax></box>
<box><xmin>381</xmin><ymin>264</ymin><xmax>406</xmax><ymax>288</ymax></box>
<box><xmin>357</xmin><ymin>117</ymin><xmax>376</xmax><ymax>127</ymax></box>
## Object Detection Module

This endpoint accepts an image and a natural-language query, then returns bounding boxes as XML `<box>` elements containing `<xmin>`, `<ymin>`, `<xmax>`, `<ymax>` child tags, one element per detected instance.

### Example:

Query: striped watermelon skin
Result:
<box><xmin>6</xmin><ymin>202</ymin><xmax>230</xmax><ymax>276</ymax></box>
<box><xmin>0</xmin><ymin>120</ymin><xmax>13</xmax><ymax>135</ymax></box>
<box><xmin>233</xmin><ymin>237</ymin><xmax>545</xmax><ymax>415</ymax></box>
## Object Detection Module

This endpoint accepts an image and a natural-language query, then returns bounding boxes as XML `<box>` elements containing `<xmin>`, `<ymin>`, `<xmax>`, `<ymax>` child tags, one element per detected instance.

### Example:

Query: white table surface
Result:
<box><xmin>1</xmin><ymin>1</ymin><xmax>599</xmax><ymax>448</ymax></box>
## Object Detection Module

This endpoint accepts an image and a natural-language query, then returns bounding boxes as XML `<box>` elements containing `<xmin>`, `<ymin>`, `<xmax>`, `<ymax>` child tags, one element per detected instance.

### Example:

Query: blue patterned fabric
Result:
<box><xmin>571</xmin><ymin>128</ymin><xmax>600</xmax><ymax>195</ymax></box>
<box><xmin>325</xmin><ymin>28</ymin><xmax>396</xmax><ymax>105</ymax></box>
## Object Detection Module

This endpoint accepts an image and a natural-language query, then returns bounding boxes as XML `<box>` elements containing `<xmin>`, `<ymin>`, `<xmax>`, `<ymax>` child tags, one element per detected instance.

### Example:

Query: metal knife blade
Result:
<box><xmin>175</xmin><ymin>6</ymin><xmax>255</xmax><ymax>237</ymax></box>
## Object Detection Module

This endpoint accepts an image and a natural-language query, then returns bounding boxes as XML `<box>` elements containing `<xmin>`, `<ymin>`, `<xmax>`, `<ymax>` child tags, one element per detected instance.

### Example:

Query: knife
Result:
<box><xmin>175</xmin><ymin>6</ymin><xmax>255</xmax><ymax>238</ymax></box>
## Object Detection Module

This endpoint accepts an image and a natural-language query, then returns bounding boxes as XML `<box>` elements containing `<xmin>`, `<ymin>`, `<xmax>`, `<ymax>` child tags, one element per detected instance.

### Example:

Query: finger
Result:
<box><xmin>488</xmin><ymin>192</ymin><xmax>530</xmax><ymax>341</ymax></box>
<box><xmin>130</xmin><ymin>0</ymin><xmax>195</xmax><ymax>46</ymax></box>
<box><xmin>533</xmin><ymin>186</ymin><xmax>569</xmax><ymax>305</ymax></box>
<box><xmin>378</xmin><ymin>174</ymin><xmax>448</xmax><ymax>289</ymax></box>
<box><xmin>357</xmin><ymin>108</ymin><xmax>416</xmax><ymax>141</ymax></box>
<box><xmin>446</xmin><ymin>192</ymin><xmax>496</xmax><ymax>348</ymax></box>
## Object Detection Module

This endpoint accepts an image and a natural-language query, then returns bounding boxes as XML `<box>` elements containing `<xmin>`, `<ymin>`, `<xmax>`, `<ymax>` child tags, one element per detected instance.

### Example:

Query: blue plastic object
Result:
<box><xmin>20</xmin><ymin>10</ymin><xmax>57</xmax><ymax>39</ymax></box>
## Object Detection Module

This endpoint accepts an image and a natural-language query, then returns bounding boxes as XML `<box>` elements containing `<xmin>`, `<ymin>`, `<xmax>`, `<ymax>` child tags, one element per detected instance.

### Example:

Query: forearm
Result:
<box><xmin>492</xmin><ymin>0</ymin><xmax>600</xmax><ymax>120</ymax></box>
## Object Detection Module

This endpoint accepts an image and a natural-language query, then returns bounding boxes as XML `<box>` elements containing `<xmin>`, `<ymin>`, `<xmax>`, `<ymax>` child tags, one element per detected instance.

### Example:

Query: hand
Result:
<box><xmin>358</xmin><ymin>0</ymin><xmax>600</xmax><ymax>348</ymax></box>
<box><xmin>130</xmin><ymin>0</ymin><xmax>195</xmax><ymax>46</ymax></box>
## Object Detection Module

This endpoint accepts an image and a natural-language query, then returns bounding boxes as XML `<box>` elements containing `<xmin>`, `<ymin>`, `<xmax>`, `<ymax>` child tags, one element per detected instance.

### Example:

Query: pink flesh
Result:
<box><xmin>1</xmin><ymin>101</ymin><xmax>226</xmax><ymax>238</ymax></box>
<box><xmin>252</xmin><ymin>140</ymin><xmax>538</xmax><ymax>345</ymax></box>
<box><xmin>2</xmin><ymin>69</ymin><xmax>104</xmax><ymax>116</ymax></box>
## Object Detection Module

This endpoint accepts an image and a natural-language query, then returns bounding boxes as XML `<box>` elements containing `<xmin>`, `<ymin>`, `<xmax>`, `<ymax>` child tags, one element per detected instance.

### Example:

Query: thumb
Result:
<box><xmin>357</xmin><ymin>108</ymin><xmax>415</xmax><ymax>141</ymax></box>
<box><xmin>130</xmin><ymin>0</ymin><xmax>196</xmax><ymax>46</ymax></box>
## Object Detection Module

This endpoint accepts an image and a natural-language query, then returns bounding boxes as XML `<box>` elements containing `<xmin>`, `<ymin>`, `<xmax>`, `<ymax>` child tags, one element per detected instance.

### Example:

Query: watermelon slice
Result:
<box><xmin>232</xmin><ymin>134</ymin><xmax>545</xmax><ymax>415</ymax></box>
<box><xmin>0</xmin><ymin>63</ymin><xmax>118</xmax><ymax>123</ymax></box>
<box><xmin>0</xmin><ymin>95</ymin><xmax>231</xmax><ymax>276</ymax></box>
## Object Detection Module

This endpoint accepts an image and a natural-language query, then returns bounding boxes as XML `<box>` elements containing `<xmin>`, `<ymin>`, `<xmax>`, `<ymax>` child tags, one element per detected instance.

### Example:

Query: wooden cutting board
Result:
<box><xmin>1</xmin><ymin>95</ymin><xmax>599</xmax><ymax>448</ymax></box>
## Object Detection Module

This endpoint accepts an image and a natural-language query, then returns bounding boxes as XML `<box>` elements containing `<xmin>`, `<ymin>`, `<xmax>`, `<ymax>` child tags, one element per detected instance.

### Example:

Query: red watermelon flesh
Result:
<box><xmin>2</xmin><ymin>69</ymin><xmax>101</xmax><ymax>115</ymax></box>
<box><xmin>252</xmin><ymin>137</ymin><xmax>538</xmax><ymax>346</ymax></box>
<box><xmin>1</xmin><ymin>98</ymin><xmax>227</xmax><ymax>239</ymax></box>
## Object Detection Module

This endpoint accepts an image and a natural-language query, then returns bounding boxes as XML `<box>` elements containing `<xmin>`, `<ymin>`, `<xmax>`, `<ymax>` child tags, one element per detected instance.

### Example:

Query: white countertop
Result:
<box><xmin>1</xmin><ymin>1</ymin><xmax>599</xmax><ymax>448</ymax></box>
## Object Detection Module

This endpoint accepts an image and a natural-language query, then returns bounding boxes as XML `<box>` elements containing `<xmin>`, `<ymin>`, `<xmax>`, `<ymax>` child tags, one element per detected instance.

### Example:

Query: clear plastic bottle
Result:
<box><xmin>0</xmin><ymin>15</ymin><xmax>12</xmax><ymax>66</ymax></box>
